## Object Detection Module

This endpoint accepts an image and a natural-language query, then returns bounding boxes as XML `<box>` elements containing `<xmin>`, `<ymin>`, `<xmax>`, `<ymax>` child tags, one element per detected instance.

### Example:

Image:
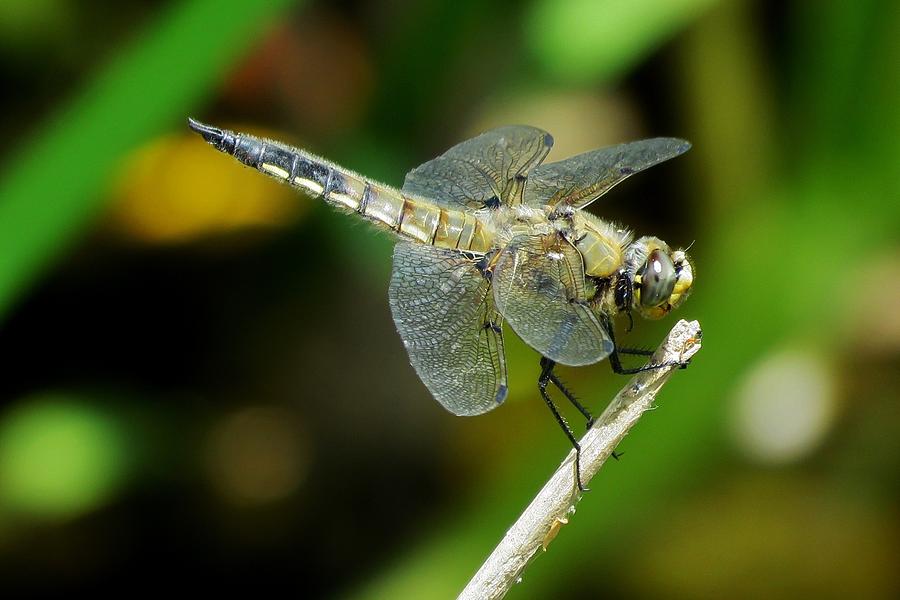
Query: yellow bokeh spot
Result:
<box><xmin>108</xmin><ymin>125</ymin><xmax>306</xmax><ymax>244</ymax></box>
<box><xmin>205</xmin><ymin>406</ymin><xmax>310</xmax><ymax>506</ymax></box>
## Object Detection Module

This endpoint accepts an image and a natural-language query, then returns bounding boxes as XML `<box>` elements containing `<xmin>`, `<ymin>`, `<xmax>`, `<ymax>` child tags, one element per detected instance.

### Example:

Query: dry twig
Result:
<box><xmin>458</xmin><ymin>319</ymin><xmax>703</xmax><ymax>600</ymax></box>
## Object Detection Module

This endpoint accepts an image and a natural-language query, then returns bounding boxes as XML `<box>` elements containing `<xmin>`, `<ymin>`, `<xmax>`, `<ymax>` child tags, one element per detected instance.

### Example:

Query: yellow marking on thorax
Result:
<box><xmin>576</xmin><ymin>231</ymin><xmax>623</xmax><ymax>277</ymax></box>
<box><xmin>573</xmin><ymin>213</ymin><xmax>630</xmax><ymax>277</ymax></box>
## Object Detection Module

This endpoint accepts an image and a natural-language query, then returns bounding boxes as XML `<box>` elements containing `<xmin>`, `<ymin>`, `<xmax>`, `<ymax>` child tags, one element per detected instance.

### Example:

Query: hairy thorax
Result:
<box><xmin>483</xmin><ymin>204</ymin><xmax>632</xmax><ymax>281</ymax></box>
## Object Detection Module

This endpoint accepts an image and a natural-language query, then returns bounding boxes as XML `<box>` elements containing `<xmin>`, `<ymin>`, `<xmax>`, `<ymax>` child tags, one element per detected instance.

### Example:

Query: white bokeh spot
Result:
<box><xmin>731</xmin><ymin>348</ymin><xmax>837</xmax><ymax>464</ymax></box>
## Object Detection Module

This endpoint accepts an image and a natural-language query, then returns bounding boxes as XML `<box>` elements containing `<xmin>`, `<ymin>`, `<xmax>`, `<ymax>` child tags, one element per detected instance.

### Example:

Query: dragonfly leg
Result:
<box><xmin>617</xmin><ymin>346</ymin><xmax>654</xmax><ymax>357</ymax></box>
<box><xmin>540</xmin><ymin>357</ymin><xmax>594</xmax><ymax>424</ymax></box>
<box><xmin>608</xmin><ymin>347</ymin><xmax>687</xmax><ymax>375</ymax></box>
<box><xmin>604</xmin><ymin>318</ymin><xmax>690</xmax><ymax>375</ymax></box>
<box><xmin>540</xmin><ymin>357</ymin><xmax>623</xmax><ymax>461</ymax></box>
<box><xmin>539</xmin><ymin>360</ymin><xmax>589</xmax><ymax>492</ymax></box>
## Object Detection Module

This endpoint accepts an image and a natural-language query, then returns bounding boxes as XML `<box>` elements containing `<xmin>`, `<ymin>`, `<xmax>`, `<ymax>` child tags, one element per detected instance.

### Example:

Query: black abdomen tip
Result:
<box><xmin>187</xmin><ymin>117</ymin><xmax>235</xmax><ymax>154</ymax></box>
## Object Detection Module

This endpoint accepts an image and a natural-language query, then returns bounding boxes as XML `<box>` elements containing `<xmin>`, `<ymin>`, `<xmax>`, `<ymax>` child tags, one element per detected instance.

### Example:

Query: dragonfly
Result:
<box><xmin>188</xmin><ymin>119</ymin><xmax>694</xmax><ymax>490</ymax></box>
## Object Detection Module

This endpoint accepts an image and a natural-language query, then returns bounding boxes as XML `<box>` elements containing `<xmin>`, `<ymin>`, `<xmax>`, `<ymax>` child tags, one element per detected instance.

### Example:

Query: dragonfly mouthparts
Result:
<box><xmin>187</xmin><ymin>117</ymin><xmax>234</xmax><ymax>153</ymax></box>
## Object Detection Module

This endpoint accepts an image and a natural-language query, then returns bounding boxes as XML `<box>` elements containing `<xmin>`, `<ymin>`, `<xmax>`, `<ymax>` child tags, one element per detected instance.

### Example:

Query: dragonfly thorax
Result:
<box><xmin>568</xmin><ymin>212</ymin><xmax>632</xmax><ymax>278</ymax></box>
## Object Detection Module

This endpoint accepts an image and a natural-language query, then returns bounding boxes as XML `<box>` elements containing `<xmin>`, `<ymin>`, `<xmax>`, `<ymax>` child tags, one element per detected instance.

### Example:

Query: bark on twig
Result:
<box><xmin>458</xmin><ymin>319</ymin><xmax>703</xmax><ymax>600</ymax></box>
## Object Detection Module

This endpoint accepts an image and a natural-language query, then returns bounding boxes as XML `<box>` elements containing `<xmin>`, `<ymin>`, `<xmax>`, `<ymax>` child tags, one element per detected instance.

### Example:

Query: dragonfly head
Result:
<box><xmin>626</xmin><ymin>237</ymin><xmax>694</xmax><ymax>320</ymax></box>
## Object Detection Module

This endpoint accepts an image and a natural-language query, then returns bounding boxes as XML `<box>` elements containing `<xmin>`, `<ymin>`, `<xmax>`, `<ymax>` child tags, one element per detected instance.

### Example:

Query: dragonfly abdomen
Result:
<box><xmin>188</xmin><ymin>119</ymin><xmax>493</xmax><ymax>253</ymax></box>
<box><xmin>314</xmin><ymin>166</ymin><xmax>492</xmax><ymax>252</ymax></box>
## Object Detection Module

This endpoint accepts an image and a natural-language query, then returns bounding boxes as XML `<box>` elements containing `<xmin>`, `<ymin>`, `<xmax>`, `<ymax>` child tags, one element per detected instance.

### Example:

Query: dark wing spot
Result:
<box><xmin>495</xmin><ymin>384</ymin><xmax>509</xmax><ymax>405</ymax></box>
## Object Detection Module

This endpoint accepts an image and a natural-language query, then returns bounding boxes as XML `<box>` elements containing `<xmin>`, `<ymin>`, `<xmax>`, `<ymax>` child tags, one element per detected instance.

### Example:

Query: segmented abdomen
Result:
<box><xmin>230</xmin><ymin>133</ymin><xmax>492</xmax><ymax>253</ymax></box>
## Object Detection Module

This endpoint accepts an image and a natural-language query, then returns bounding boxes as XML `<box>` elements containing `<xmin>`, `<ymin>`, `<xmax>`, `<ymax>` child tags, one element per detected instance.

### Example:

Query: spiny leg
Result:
<box><xmin>540</xmin><ymin>357</ymin><xmax>622</xmax><ymax>460</ymax></box>
<box><xmin>617</xmin><ymin>346</ymin><xmax>654</xmax><ymax>357</ymax></box>
<box><xmin>604</xmin><ymin>316</ymin><xmax>689</xmax><ymax>375</ymax></box>
<box><xmin>540</xmin><ymin>357</ymin><xmax>594</xmax><ymax>424</ymax></box>
<box><xmin>608</xmin><ymin>347</ymin><xmax>686</xmax><ymax>375</ymax></box>
<box><xmin>538</xmin><ymin>360</ymin><xmax>588</xmax><ymax>492</ymax></box>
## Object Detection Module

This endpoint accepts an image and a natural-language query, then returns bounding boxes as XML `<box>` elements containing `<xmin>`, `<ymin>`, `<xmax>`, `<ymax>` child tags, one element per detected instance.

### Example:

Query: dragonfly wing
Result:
<box><xmin>524</xmin><ymin>138</ymin><xmax>690</xmax><ymax>210</ymax></box>
<box><xmin>403</xmin><ymin>125</ymin><xmax>553</xmax><ymax>209</ymax></box>
<box><xmin>389</xmin><ymin>242</ymin><xmax>508</xmax><ymax>416</ymax></box>
<box><xmin>492</xmin><ymin>235</ymin><xmax>613</xmax><ymax>366</ymax></box>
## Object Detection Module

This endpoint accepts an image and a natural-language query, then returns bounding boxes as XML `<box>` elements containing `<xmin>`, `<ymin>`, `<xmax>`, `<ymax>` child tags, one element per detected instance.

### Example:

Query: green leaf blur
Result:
<box><xmin>0</xmin><ymin>0</ymin><xmax>298</xmax><ymax>319</ymax></box>
<box><xmin>0</xmin><ymin>396</ymin><xmax>129</xmax><ymax>519</ymax></box>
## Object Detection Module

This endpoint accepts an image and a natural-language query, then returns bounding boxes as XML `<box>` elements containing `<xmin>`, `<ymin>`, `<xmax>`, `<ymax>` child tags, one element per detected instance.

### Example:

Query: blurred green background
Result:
<box><xmin>0</xmin><ymin>0</ymin><xmax>897</xmax><ymax>597</ymax></box>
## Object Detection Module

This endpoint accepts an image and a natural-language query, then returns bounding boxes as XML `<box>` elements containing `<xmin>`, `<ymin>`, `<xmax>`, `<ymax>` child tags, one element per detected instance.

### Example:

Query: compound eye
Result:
<box><xmin>640</xmin><ymin>249</ymin><xmax>676</xmax><ymax>307</ymax></box>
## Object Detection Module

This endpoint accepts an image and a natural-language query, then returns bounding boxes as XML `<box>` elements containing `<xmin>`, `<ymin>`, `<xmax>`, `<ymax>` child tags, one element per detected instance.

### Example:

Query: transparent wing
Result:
<box><xmin>403</xmin><ymin>125</ymin><xmax>554</xmax><ymax>210</ymax></box>
<box><xmin>492</xmin><ymin>235</ymin><xmax>613</xmax><ymax>366</ymax></box>
<box><xmin>524</xmin><ymin>138</ymin><xmax>691</xmax><ymax>210</ymax></box>
<box><xmin>389</xmin><ymin>242</ymin><xmax>508</xmax><ymax>416</ymax></box>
